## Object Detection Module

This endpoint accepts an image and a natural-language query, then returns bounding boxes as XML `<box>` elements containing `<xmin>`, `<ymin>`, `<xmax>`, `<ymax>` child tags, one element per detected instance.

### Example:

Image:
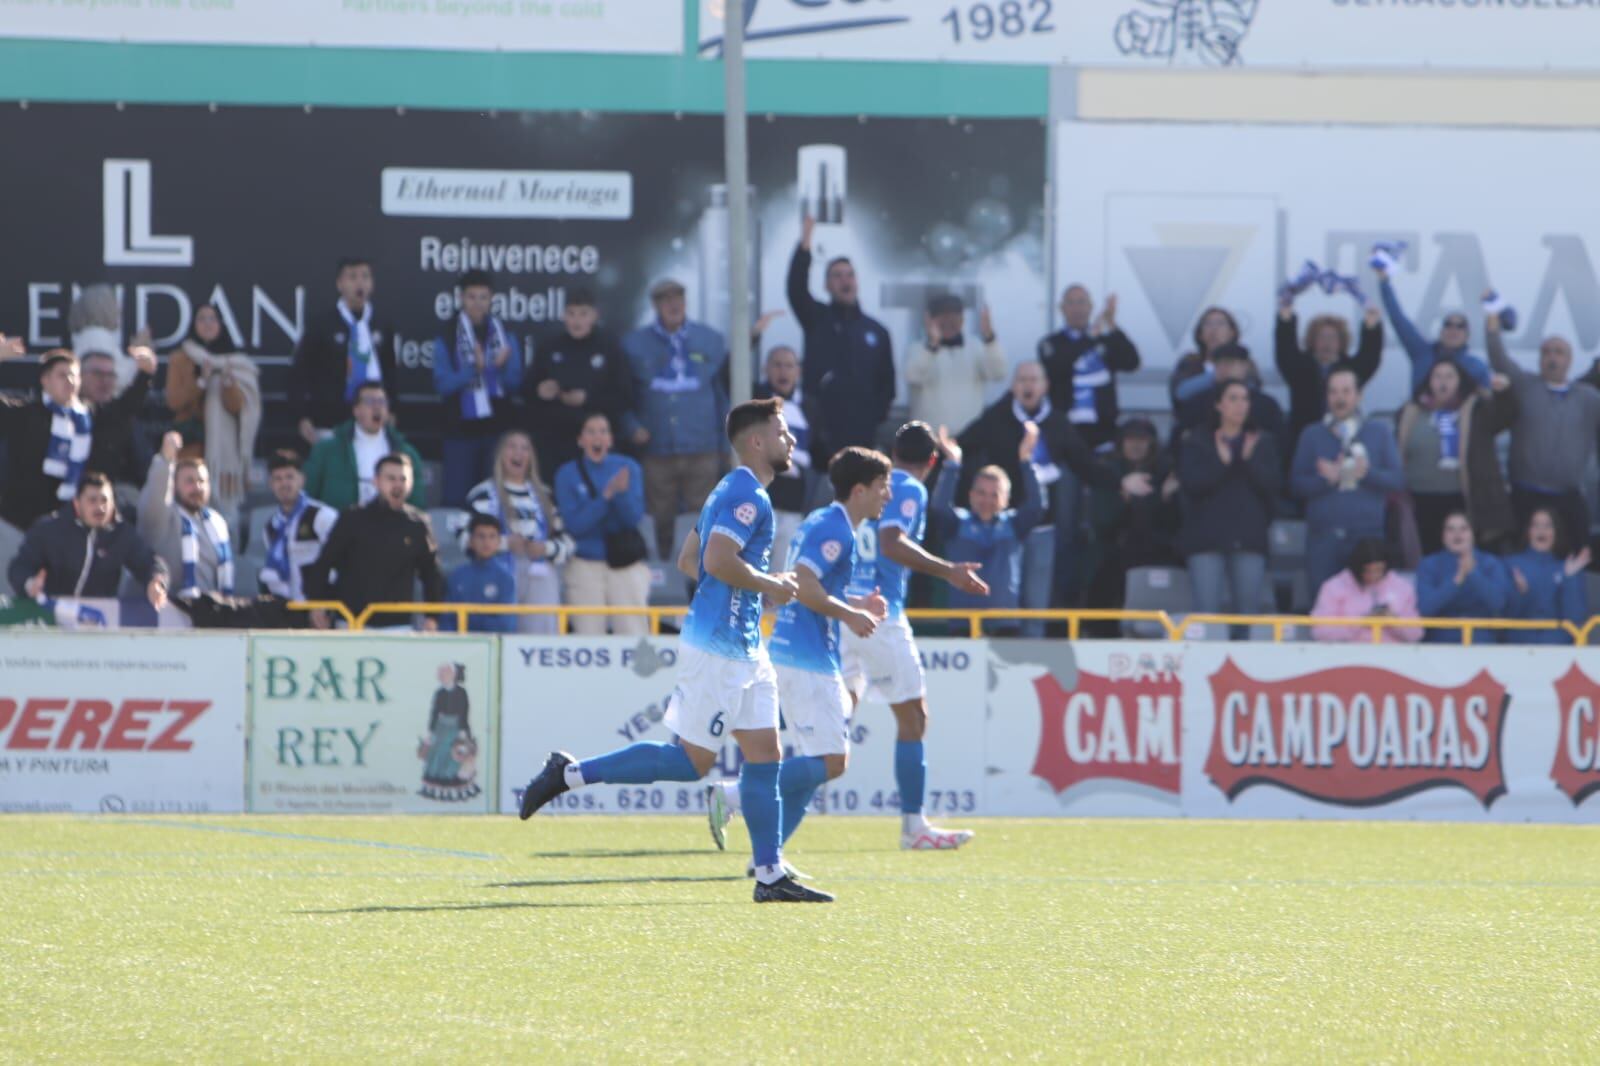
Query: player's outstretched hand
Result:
<box><xmin>843</xmin><ymin>608</ymin><xmax>878</xmax><ymax>640</ymax></box>
<box><xmin>947</xmin><ymin>561</ymin><xmax>990</xmax><ymax>597</ymax></box>
<box><xmin>766</xmin><ymin>571</ymin><xmax>800</xmax><ymax>607</ymax></box>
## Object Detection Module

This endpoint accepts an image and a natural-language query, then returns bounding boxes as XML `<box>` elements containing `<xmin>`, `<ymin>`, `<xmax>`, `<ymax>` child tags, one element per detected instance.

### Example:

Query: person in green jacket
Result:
<box><xmin>303</xmin><ymin>382</ymin><xmax>425</xmax><ymax>510</ymax></box>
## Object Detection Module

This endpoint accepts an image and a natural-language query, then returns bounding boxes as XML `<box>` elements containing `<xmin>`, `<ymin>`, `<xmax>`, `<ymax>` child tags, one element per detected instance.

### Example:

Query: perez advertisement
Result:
<box><xmin>0</xmin><ymin>105</ymin><xmax>1047</xmax><ymax>414</ymax></box>
<box><xmin>0</xmin><ymin>633</ymin><xmax>247</xmax><ymax>814</ymax></box>
<box><xmin>249</xmin><ymin>635</ymin><xmax>496</xmax><ymax>814</ymax></box>
<box><xmin>499</xmin><ymin>636</ymin><xmax>987</xmax><ymax>818</ymax></box>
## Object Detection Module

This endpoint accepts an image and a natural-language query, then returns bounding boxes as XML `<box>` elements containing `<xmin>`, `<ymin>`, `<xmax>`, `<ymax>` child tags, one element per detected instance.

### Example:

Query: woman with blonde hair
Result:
<box><xmin>457</xmin><ymin>430</ymin><xmax>574</xmax><ymax>634</ymax></box>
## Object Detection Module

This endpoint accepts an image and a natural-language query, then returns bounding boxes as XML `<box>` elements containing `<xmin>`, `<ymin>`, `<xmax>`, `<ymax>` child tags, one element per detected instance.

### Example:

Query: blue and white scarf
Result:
<box><xmin>178</xmin><ymin>508</ymin><xmax>234</xmax><ymax>598</ymax></box>
<box><xmin>648</xmin><ymin>321</ymin><xmax>698</xmax><ymax>394</ymax></box>
<box><xmin>43</xmin><ymin>398</ymin><xmax>92</xmax><ymax>500</ymax></box>
<box><xmin>339</xmin><ymin>300</ymin><xmax>381</xmax><ymax>403</ymax></box>
<box><xmin>1070</xmin><ymin>347</ymin><xmax>1110</xmax><ymax>425</ymax></box>
<box><xmin>1431</xmin><ymin>410</ymin><xmax>1460</xmax><ymax>469</ymax></box>
<box><xmin>452</xmin><ymin>311</ymin><xmax>510</xmax><ymax>421</ymax></box>
<box><xmin>262</xmin><ymin>492</ymin><xmax>310</xmax><ymax>598</ymax></box>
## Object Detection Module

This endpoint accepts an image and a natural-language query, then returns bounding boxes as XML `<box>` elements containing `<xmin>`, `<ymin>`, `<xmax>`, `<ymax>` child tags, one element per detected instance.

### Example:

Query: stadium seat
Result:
<box><xmin>1122</xmin><ymin>566</ymin><xmax>1190</xmax><ymax>638</ymax></box>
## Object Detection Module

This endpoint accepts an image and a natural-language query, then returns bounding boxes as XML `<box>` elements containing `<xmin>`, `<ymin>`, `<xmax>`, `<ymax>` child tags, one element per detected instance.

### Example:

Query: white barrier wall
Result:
<box><xmin>3</xmin><ymin>632</ymin><xmax>1596</xmax><ymax>822</ymax></box>
<box><xmin>0</xmin><ymin>633</ymin><xmax>246</xmax><ymax>813</ymax></box>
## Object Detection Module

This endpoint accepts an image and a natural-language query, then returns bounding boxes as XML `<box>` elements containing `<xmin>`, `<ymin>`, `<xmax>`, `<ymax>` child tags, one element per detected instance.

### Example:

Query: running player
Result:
<box><xmin>516</xmin><ymin>397</ymin><xmax>832</xmax><ymax>903</ymax></box>
<box><xmin>754</xmin><ymin>447</ymin><xmax>890</xmax><ymax>857</ymax></box>
<box><xmin>844</xmin><ymin>421</ymin><xmax>987</xmax><ymax>849</ymax></box>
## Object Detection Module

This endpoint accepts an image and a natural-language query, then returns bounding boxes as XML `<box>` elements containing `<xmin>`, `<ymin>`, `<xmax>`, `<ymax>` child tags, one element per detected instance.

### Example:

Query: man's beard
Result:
<box><xmin>770</xmin><ymin>453</ymin><xmax>792</xmax><ymax>475</ymax></box>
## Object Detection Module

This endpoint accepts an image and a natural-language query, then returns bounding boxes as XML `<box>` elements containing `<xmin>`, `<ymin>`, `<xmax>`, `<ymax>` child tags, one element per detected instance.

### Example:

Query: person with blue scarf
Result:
<box><xmin>433</xmin><ymin>269</ymin><xmax>523</xmax><ymax>507</ymax></box>
<box><xmin>620</xmin><ymin>278</ymin><xmax>728</xmax><ymax>558</ymax></box>
<box><xmin>1416</xmin><ymin>510</ymin><xmax>1513</xmax><ymax>644</ymax></box>
<box><xmin>258</xmin><ymin>450</ymin><xmax>338</xmax><ymax>603</ymax></box>
<box><xmin>1504</xmin><ymin>507</ymin><xmax>1591</xmax><ymax>645</ymax></box>
<box><xmin>289</xmin><ymin>257</ymin><xmax>397</xmax><ymax>445</ymax></box>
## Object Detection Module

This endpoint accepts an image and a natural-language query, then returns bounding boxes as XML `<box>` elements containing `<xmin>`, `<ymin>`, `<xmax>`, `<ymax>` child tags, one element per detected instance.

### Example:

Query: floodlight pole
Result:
<box><xmin>724</xmin><ymin>3</ymin><xmax>753</xmax><ymax>404</ymax></box>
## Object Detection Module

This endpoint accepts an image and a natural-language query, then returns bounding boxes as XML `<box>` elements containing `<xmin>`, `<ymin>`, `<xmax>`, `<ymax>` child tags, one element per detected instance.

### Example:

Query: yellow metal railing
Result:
<box><xmin>285</xmin><ymin>601</ymin><xmax>1591</xmax><ymax>644</ymax></box>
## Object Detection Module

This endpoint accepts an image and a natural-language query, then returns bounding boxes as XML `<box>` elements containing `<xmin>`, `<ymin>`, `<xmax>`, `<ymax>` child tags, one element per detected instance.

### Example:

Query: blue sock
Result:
<box><xmin>740</xmin><ymin>760</ymin><xmax>782</xmax><ymax>870</ymax></box>
<box><xmin>578</xmin><ymin>742</ymin><xmax>699</xmax><ymax>785</ymax></box>
<box><xmin>779</xmin><ymin>756</ymin><xmax>829</xmax><ymax>843</ymax></box>
<box><xmin>895</xmin><ymin>741</ymin><xmax>926</xmax><ymax>815</ymax></box>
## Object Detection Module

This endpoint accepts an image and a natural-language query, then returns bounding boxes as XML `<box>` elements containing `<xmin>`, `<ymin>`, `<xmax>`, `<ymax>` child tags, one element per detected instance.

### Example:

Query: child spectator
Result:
<box><xmin>444</xmin><ymin>513</ymin><xmax>520</xmax><ymax>634</ymax></box>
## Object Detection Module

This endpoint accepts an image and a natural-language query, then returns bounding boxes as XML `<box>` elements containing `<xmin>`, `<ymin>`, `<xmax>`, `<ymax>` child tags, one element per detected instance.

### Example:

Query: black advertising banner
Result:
<box><xmin>1</xmin><ymin>105</ymin><xmax>1047</xmax><ymax>420</ymax></box>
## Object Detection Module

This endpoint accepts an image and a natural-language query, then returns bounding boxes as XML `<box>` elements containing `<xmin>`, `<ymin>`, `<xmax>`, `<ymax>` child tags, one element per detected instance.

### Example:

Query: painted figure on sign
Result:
<box><xmin>419</xmin><ymin>662</ymin><xmax>481</xmax><ymax>801</ymax></box>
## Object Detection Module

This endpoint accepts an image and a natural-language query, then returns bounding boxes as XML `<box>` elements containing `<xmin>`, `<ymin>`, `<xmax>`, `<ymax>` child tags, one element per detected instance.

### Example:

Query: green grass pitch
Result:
<box><xmin>5</xmin><ymin>814</ymin><xmax>1599</xmax><ymax>1062</ymax></box>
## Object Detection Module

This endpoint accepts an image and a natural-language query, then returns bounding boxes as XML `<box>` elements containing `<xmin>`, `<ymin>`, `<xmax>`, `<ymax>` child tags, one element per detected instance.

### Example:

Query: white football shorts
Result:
<box><xmin>775</xmin><ymin>664</ymin><xmax>852</xmax><ymax>758</ymax></box>
<box><xmin>840</xmin><ymin>614</ymin><xmax>926</xmax><ymax>705</ymax></box>
<box><xmin>663</xmin><ymin>644</ymin><xmax>779</xmax><ymax>750</ymax></box>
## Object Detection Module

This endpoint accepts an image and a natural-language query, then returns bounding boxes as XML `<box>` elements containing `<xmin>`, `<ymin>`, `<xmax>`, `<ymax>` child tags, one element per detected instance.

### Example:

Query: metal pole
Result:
<box><xmin>724</xmin><ymin>1</ymin><xmax>753</xmax><ymax>404</ymax></box>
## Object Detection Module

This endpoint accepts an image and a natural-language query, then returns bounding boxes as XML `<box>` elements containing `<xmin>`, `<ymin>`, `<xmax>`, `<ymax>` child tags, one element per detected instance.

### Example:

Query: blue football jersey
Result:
<box><xmin>845</xmin><ymin>468</ymin><xmax>926</xmax><ymax>618</ymax></box>
<box><xmin>769</xmin><ymin>502</ymin><xmax>857</xmax><ymax>676</ymax></box>
<box><xmin>681</xmin><ymin>467</ymin><xmax>774</xmax><ymax>662</ymax></box>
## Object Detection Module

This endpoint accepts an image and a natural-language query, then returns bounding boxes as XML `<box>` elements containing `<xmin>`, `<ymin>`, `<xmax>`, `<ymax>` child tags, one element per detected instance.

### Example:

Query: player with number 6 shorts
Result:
<box><xmin>704</xmin><ymin>447</ymin><xmax>891</xmax><ymax>872</ymax></box>
<box><xmin>844</xmin><ymin>421</ymin><xmax>987</xmax><ymax>849</ymax></box>
<box><xmin>515</xmin><ymin>397</ymin><xmax>834</xmax><ymax>904</ymax></box>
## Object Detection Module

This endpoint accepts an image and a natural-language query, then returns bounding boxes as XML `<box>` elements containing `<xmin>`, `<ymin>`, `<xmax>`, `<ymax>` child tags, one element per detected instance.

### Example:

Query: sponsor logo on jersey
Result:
<box><xmin>734</xmin><ymin>502</ymin><xmax>757</xmax><ymax>526</ymax></box>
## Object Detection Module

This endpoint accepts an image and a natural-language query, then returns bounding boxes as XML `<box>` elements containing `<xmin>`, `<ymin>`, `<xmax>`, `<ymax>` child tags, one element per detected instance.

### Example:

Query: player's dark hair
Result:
<box><xmin>375</xmin><ymin>452</ymin><xmax>412</xmax><ymax>477</ymax></box>
<box><xmin>829</xmin><ymin>446</ymin><xmax>892</xmax><ymax>502</ymax></box>
<box><xmin>336</xmin><ymin>256</ymin><xmax>370</xmax><ymax>277</ymax></box>
<box><xmin>893</xmin><ymin>421</ymin><xmax>938</xmax><ymax>465</ymax></box>
<box><xmin>726</xmin><ymin>396</ymin><xmax>783</xmax><ymax>443</ymax></box>
<box><xmin>75</xmin><ymin>471</ymin><xmax>112</xmax><ymax>497</ymax></box>
<box><xmin>459</xmin><ymin>269</ymin><xmax>494</xmax><ymax>293</ymax></box>
<box><xmin>267</xmin><ymin>448</ymin><xmax>302</xmax><ymax>473</ymax></box>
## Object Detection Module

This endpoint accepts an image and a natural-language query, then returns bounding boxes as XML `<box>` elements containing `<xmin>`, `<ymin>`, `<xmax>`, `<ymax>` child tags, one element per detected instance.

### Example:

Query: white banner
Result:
<box><xmin>1053</xmin><ymin>120</ymin><xmax>1600</xmax><ymax>413</ymax></box>
<box><xmin>499</xmin><ymin>636</ymin><xmax>988</xmax><ymax>817</ymax></box>
<box><xmin>249</xmin><ymin>635</ymin><xmax>497</xmax><ymax>814</ymax></box>
<box><xmin>700</xmin><ymin>0</ymin><xmax>1595</xmax><ymax>71</ymax></box>
<box><xmin>1</xmin><ymin>0</ymin><xmax>682</xmax><ymax>56</ymax></box>
<box><xmin>0</xmin><ymin>633</ymin><xmax>246</xmax><ymax>813</ymax></box>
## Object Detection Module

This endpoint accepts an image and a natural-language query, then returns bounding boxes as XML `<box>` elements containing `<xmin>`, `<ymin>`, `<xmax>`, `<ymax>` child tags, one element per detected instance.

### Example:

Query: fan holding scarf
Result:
<box><xmin>289</xmin><ymin>257</ymin><xmax>398</xmax><ymax>444</ymax></box>
<box><xmin>138</xmin><ymin>431</ymin><xmax>236</xmax><ymax>600</ymax></box>
<box><xmin>433</xmin><ymin>269</ymin><xmax>524</xmax><ymax>508</ymax></box>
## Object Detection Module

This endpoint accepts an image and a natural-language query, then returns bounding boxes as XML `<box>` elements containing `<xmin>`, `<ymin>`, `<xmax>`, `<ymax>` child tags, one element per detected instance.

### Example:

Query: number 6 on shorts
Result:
<box><xmin>709</xmin><ymin>711</ymin><xmax>726</xmax><ymax>737</ymax></box>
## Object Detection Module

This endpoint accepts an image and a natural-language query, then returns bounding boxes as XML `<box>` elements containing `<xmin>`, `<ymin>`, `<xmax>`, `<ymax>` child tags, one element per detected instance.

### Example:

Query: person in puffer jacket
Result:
<box><xmin>8</xmin><ymin>471</ymin><xmax>167</xmax><ymax>606</ymax></box>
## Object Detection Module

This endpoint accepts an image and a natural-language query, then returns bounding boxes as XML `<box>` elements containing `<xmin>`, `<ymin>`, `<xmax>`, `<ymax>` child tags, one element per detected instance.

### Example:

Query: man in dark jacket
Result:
<box><xmin>525</xmin><ymin>288</ymin><xmax>635</xmax><ymax>480</ymax></box>
<box><xmin>1036</xmin><ymin>286</ymin><xmax>1140</xmax><ymax>452</ymax></box>
<box><xmin>787</xmin><ymin>216</ymin><xmax>895</xmax><ymax>456</ymax></box>
<box><xmin>289</xmin><ymin>257</ymin><xmax>399</xmax><ymax>444</ymax></box>
<box><xmin>9</xmin><ymin>472</ymin><xmax>167</xmax><ymax>606</ymax></box>
<box><xmin>0</xmin><ymin>346</ymin><xmax>157</xmax><ymax>532</ymax></box>
<box><xmin>302</xmin><ymin>452</ymin><xmax>444</xmax><ymax>631</ymax></box>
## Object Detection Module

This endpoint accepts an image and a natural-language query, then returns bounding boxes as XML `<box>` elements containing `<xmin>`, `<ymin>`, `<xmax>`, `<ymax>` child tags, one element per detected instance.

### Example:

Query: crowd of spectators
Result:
<box><xmin>2</xmin><ymin>234</ymin><xmax>1598</xmax><ymax>644</ymax></box>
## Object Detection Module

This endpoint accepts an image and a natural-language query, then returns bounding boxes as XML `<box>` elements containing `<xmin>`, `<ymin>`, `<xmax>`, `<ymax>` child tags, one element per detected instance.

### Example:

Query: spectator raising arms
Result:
<box><xmin>0</xmin><ymin>345</ymin><xmax>157</xmax><ymax>534</ymax></box>
<box><xmin>1370</xmin><ymin>244</ymin><xmax>1490</xmax><ymax>392</ymax></box>
<box><xmin>1416</xmin><ymin>510</ymin><xmax>1511</xmax><ymax>644</ymax></box>
<box><xmin>79</xmin><ymin>346</ymin><xmax>157</xmax><ymax>492</ymax></box>
<box><xmin>458</xmin><ymin>430</ymin><xmax>574</xmax><ymax>636</ymax></box>
<box><xmin>138</xmin><ymin>431</ymin><xmax>235</xmax><ymax>600</ymax></box>
<box><xmin>1309</xmin><ymin>537</ymin><xmax>1421</xmax><ymax>644</ymax></box>
<box><xmin>290</xmin><ymin>257</ymin><xmax>398</xmax><ymax>445</ymax></box>
<box><xmin>1503</xmin><ymin>507</ymin><xmax>1590</xmax><ymax>645</ymax></box>
<box><xmin>929</xmin><ymin>424</ymin><xmax>1046</xmax><ymax>636</ymax></box>
<box><xmin>787</xmin><ymin>215</ymin><xmax>895</xmax><ymax>455</ymax></box>
<box><xmin>620</xmin><ymin>278</ymin><xmax>729</xmax><ymax>560</ymax></box>
<box><xmin>526</xmin><ymin>288</ymin><xmax>634</xmax><ymax>481</ymax></box>
<box><xmin>1483</xmin><ymin>294</ymin><xmax>1600</xmax><ymax>549</ymax></box>
<box><xmin>1177</xmin><ymin>380</ymin><xmax>1282</xmax><ymax>638</ymax></box>
<box><xmin>904</xmin><ymin>293</ymin><xmax>1006</xmax><ymax>436</ymax></box>
<box><xmin>433</xmin><ymin>270</ymin><xmax>523</xmax><ymax>507</ymax></box>
<box><xmin>1037</xmin><ymin>286</ymin><xmax>1140</xmax><ymax>453</ymax></box>
<box><xmin>1276</xmin><ymin>284</ymin><xmax>1382</xmax><ymax>445</ymax></box>
<box><xmin>303</xmin><ymin>453</ymin><xmax>443</xmax><ymax>632</ymax></box>
<box><xmin>1168</xmin><ymin>306</ymin><xmax>1241</xmax><ymax>410</ymax></box>
<box><xmin>1289</xmin><ymin>367</ymin><xmax>1404</xmax><ymax>592</ymax></box>
<box><xmin>556</xmin><ymin>413</ymin><xmax>650</xmax><ymax>637</ymax></box>
<box><xmin>1396</xmin><ymin>359</ymin><xmax>1515</xmax><ymax>555</ymax></box>
<box><xmin>303</xmin><ymin>383</ymin><xmax>425</xmax><ymax>511</ymax></box>
<box><xmin>8</xmin><ymin>472</ymin><xmax>167</xmax><ymax>609</ymax></box>
<box><xmin>444</xmin><ymin>513</ymin><xmax>520</xmax><ymax>635</ymax></box>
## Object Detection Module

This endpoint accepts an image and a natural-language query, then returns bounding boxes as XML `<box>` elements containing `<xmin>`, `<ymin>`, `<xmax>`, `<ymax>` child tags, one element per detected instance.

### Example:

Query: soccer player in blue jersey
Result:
<box><xmin>516</xmin><ymin>397</ymin><xmax>832</xmax><ymax>903</ymax></box>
